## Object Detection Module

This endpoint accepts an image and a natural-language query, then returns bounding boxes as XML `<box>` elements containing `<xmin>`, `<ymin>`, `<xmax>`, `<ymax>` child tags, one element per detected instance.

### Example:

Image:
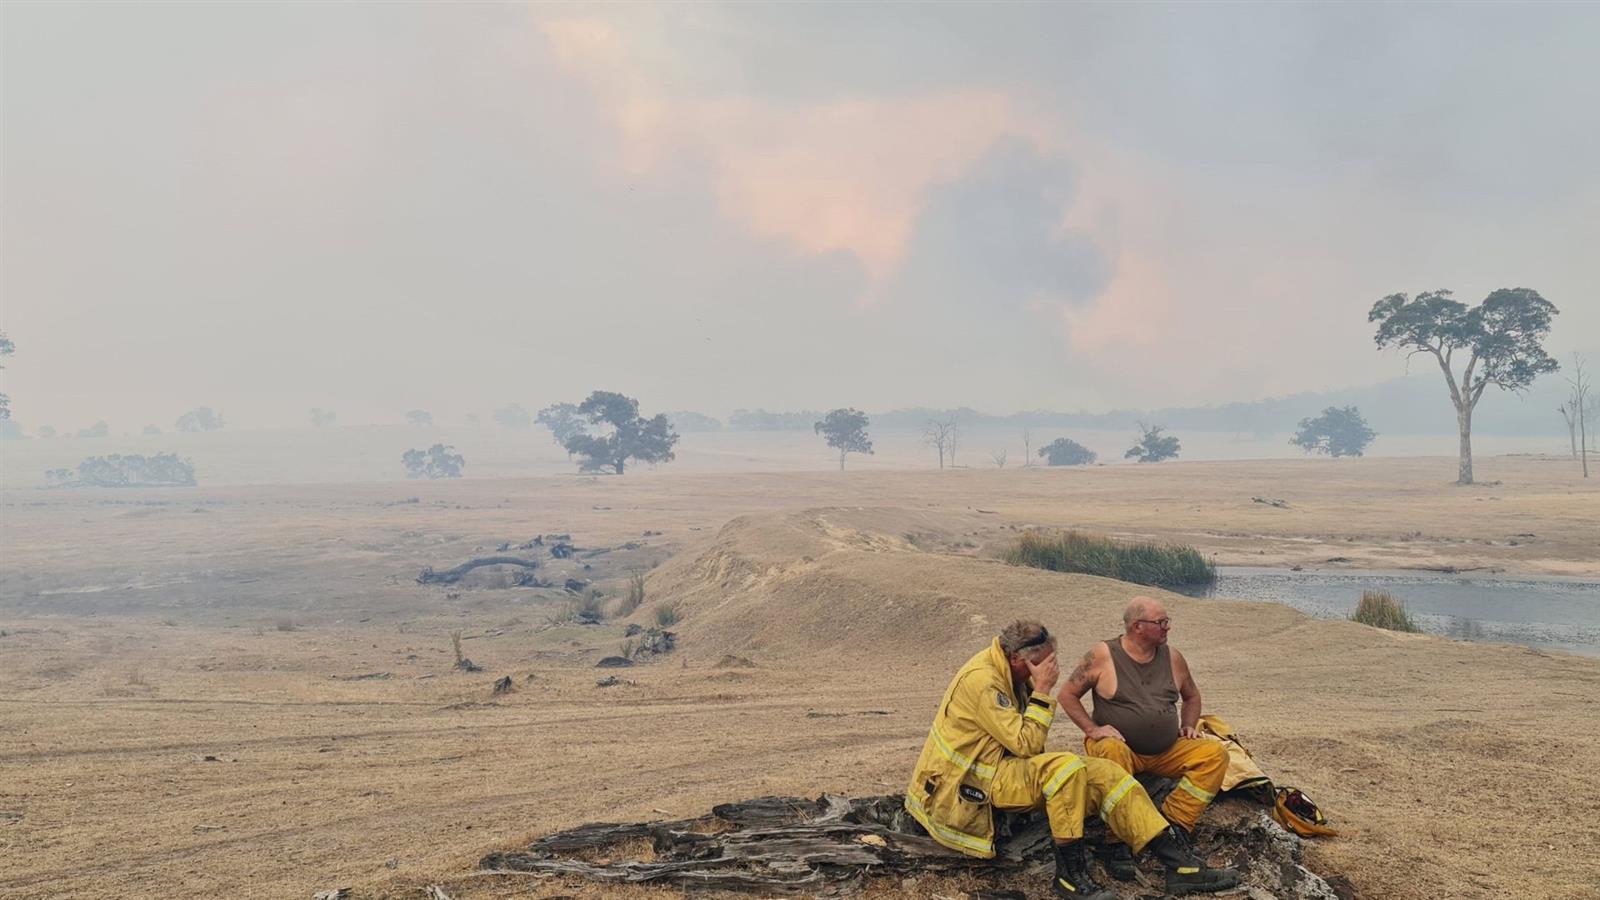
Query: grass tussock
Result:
<box><xmin>655</xmin><ymin>602</ymin><xmax>680</xmax><ymax>628</ymax></box>
<box><xmin>614</xmin><ymin>572</ymin><xmax>647</xmax><ymax>617</ymax></box>
<box><xmin>553</xmin><ymin>589</ymin><xmax>607</xmax><ymax>625</ymax></box>
<box><xmin>1351</xmin><ymin>590</ymin><xmax>1420</xmax><ymax>632</ymax></box>
<box><xmin>1003</xmin><ymin>530</ymin><xmax>1216</xmax><ymax>588</ymax></box>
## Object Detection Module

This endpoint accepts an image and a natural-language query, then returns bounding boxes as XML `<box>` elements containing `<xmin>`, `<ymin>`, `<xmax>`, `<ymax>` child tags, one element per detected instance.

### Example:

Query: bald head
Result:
<box><xmin>1123</xmin><ymin>596</ymin><xmax>1164</xmax><ymax>630</ymax></box>
<box><xmin>1122</xmin><ymin>595</ymin><xmax>1173</xmax><ymax>647</ymax></box>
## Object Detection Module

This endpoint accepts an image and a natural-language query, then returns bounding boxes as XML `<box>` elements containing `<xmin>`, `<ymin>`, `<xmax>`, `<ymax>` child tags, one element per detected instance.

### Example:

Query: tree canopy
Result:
<box><xmin>1039</xmin><ymin>437</ymin><xmax>1097</xmax><ymax>466</ymax></box>
<box><xmin>562</xmin><ymin>391</ymin><xmax>679</xmax><ymax>474</ymax></box>
<box><xmin>402</xmin><ymin>444</ymin><xmax>465</xmax><ymax>479</ymax></box>
<box><xmin>1124</xmin><ymin>423</ymin><xmax>1180</xmax><ymax>463</ymax></box>
<box><xmin>493</xmin><ymin>403</ymin><xmax>533</xmax><ymax>430</ymax></box>
<box><xmin>813</xmin><ymin>408</ymin><xmax>873</xmax><ymax>470</ymax></box>
<box><xmin>1291</xmin><ymin>406</ymin><xmax>1376</xmax><ymax>457</ymax></box>
<box><xmin>48</xmin><ymin>453</ymin><xmax>197</xmax><ymax>487</ymax></box>
<box><xmin>175</xmin><ymin>407</ymin><xmax>224</xmax><ymax>432</ymax></box>
<box><xmin>0</xmin><ymin>330</ymin><xmax>13</xmax><ymax>420</ymax></box>
<box><xmin>537</xmin><ymin>402</ymin><xmax>587</xmax><ymax>453</ymax></box>
<box><xmin>1369</xmin><ymin>287</ymin><xmax>1558</xmax><ymax>483</ymax></box>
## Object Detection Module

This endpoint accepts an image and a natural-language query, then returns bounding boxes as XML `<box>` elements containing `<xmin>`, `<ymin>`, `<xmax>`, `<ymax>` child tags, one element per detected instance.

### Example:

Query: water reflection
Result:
<box><xmin>1190</xmin><ymin>567</ymin><xmax>1600</xmax><ymax>657</ymax></box>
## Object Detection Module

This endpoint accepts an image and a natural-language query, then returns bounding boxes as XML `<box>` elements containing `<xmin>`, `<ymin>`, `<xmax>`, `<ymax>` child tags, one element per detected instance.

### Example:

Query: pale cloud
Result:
<box><xmin>1061</xmin><ymin>254</ymin><xmax>1174</xmax><ymax>355</ymax></box>
<box><xmin>537</xmin><ymin>15</ymin><xmax>1062</xmax><ymax>286</ymax></box>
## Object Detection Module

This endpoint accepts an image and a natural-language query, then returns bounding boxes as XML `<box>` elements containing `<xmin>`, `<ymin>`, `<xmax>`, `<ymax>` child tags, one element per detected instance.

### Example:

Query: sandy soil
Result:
<box><xmin>1</xmin><ymin>455</ymin><xmax>1596</xmax><ymax>899</ymax></box>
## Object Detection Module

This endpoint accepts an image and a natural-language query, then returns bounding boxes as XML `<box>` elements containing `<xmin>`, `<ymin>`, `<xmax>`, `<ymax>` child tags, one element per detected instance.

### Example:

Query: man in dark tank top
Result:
<box><xmin>1056</xmin><ymin>596</ymin><xmax>1230</xmax><ymax>881</ymax></box>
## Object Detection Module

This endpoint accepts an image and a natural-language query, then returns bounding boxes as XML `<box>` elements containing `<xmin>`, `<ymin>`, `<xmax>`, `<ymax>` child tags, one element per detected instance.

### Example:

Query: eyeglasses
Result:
<box><xmin>1136</xmin><ymin>618</ymin><xmax>1172</xmax><ymax>629</ymax></box>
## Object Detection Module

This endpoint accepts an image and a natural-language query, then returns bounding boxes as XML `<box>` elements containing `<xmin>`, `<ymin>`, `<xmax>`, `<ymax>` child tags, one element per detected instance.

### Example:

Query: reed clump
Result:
<box><xmin>1003</xmin><ymin>530</ymin><xmax>1216</xmax><ymax>588</ymax></box>
<box><xmin>1351</xmin><ymin>589</ymin><xmax>1420</xmax><ymax>632</ymax></box>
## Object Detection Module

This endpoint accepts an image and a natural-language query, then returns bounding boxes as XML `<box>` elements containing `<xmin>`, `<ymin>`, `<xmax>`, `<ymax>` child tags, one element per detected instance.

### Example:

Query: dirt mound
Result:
<box><xmin>646</xmin><ymin>507</ymin><xmax>1285</xmax><ymax>665</ymax></box>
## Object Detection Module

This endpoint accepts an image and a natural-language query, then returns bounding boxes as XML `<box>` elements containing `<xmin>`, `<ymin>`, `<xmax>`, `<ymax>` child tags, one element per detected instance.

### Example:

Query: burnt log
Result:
<box><xmin>417</xmin><ymin>556</ymin><xmax>540</xmax><ymax>585</ymax></box>
<box><xmin>478</xmin><ymin>793</ymin><xmax>1342</xmax><ymax>897</ymax></box>
<box><xmin>480</xmin><ymin>795</ymin><xmax>1036</xmax><ymax>891</ymax></box>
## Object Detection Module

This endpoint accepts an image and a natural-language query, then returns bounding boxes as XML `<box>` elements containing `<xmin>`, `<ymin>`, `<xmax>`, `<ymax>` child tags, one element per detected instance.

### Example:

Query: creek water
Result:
<box><xmin>1183</xmin><ymin>567</ymin><xmax>1600</xmax><ymax>657</ymax></box>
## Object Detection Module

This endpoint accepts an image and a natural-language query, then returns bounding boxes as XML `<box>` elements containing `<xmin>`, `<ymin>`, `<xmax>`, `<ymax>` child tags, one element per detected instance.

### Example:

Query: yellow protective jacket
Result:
<box><xmin>905</xmin><ymin>638</ymin><xmax>1056</xmax><ymax>858</ymax></box>
<box><xmin>1196</xmin><ymin>714</ymin><xmax>1270</xmax><ymax>793</ymax></box>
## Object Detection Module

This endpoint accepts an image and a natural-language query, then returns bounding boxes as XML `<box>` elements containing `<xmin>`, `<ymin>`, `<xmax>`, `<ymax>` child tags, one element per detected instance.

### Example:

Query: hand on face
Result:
<box><xmin>1025</xmin><ymin>651</ymin><xmax>1059</xmax><ymax>694</ymax></box>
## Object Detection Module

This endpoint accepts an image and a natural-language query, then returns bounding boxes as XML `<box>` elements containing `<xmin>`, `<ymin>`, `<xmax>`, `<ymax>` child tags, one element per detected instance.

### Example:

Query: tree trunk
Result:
<box><xmin>838</xmin><ymin>450</ymin><xmax>846</xmax><ymax>472</ymax></box>
<box><xmin>417</xmin><ymin>556</ymin><xmax>541</xmax><ymax>585</ymax></box>
<box><xmin>1457</xmin><ymin>406</ymin><xmax>1474</xmax><ymax>485</ymax></box>
<box><xmin>615</xmin><ymin>459</ymin><xmax>625</xmax><ymax>475</ymax></box>
<box><xmin>1580</xmin><ymin>404</ymin><xmax>1590</xmax><ymax>478</ymax></box>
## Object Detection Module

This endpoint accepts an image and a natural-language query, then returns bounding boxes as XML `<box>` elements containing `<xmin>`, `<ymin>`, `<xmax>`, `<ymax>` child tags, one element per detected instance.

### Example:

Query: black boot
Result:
<box><xmin>1092</xmin><ymin>839</ymin><xmax>1139</xmax><ymax>882</ymax></box>
<box><xmin>1053</xmin><ymin>840</ymin><xmax>1117</xmax><ymax>900</ymax></box>
<box><xmin>1145</xmin><ymin>825</ymin><xmax>1241</xmax><ymax>895</ymax></box>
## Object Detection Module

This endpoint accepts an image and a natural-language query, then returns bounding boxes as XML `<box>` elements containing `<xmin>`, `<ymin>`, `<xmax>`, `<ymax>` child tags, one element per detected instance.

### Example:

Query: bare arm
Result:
<box><xmin>1173</xmin><ymin>648</ymin><xmax>1202</xmax><ymax>738</ymax></box>
<box><xmin>1057</xmin><ymin>644</ymin><xmax>1123</xmax><ymax>741</ymax></box>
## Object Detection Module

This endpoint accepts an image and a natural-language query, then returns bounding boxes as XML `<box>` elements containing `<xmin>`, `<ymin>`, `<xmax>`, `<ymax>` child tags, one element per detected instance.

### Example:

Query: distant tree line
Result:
<box><xmin>666</xmin><ymin>411</ymin><xmax>723</xmax><ymax>432</ymax></box>
<box><xmin>729</xmin><ymin>409</ymin><xmax>824</xmax><ymax>430</ymax></box>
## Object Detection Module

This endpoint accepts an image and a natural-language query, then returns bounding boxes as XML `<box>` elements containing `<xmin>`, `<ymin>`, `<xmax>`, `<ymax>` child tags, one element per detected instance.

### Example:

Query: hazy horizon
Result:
<box><xmin>3</xmin><ymin>2</ymin><xmax>1597</xmax><ymax>431</ymax></box>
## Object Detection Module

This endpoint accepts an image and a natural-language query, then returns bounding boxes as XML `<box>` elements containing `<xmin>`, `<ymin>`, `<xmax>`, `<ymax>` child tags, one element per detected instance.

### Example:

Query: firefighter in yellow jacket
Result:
<box><xmin>907</xmin><ymin>620</ymin><xmax>1239</xmax><ymax>898</ymax></box>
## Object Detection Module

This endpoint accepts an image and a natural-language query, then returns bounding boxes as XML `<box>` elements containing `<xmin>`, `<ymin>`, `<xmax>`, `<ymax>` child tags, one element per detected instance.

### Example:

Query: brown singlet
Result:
<box><xmin>1090</xmin><ymin>637</ymin><xmax>1180</xmax><ymax>755</ymax></box>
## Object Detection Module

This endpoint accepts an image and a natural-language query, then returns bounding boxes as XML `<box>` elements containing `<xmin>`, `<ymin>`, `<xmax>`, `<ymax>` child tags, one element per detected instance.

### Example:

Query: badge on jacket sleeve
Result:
<box><xmin>995</xmin><ymin>690</ymin><xmax>1013</xmax><ymax>709</ymax></box>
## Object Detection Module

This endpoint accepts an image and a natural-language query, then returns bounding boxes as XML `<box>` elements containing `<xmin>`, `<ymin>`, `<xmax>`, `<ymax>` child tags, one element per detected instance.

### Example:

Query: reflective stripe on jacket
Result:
<box><xmin>905</xmin><ymin>637</ymin><xmax>1056</xmax><ymax>858</ymax></box>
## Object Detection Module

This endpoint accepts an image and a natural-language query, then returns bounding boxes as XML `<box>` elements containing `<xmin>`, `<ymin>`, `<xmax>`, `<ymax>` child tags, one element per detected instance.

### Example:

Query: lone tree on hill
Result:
<box><xmin>1369</xmin><ymin>288</ymin><xmax>1559</xmax><ymax>484</ymax></box>
<box><xmin>1291</xmin><ymin>406</ymin><xmax>1376</xmax><ymax>458</ymax></box>
<box><xmin>175</xmin><ymin>406</ymin><xmax>224</xmax><ymax>432</ymax></box>
<box><xmin>537</xmin><ymin>402</ymin><xmax>587</xmax><ymax>457</ymax></box>
<box><xmin>405</xmin><ymin>409</ymin><xmax>433</xmax><ymax>427</ymax></box>
<box><xmin>402</xmin><ymin>444</ymin><xmax>465</xmax><ymax>479</ymax></box>
<box><xmin>1566</xmin><ymin>353</ymin><xmax>1592</xmax><ymax>478</ymax></box>
<box><xmin>1124</xmin><ymin>422</ymin><xmax>1179</xmax><ymax>463</ymax></box>
<box><xmin>1039</xmin><ymin>437</ymin><xmax>1097</xmax><ymax>466</ymax></box>
<box><xmin>308</xmin><ymin>408</ymin><xmax>337</xmax><ymax>427</ymax></box>
<box><xmin>922</xmin><ymin>418</ymin><xmax>958</xmax><ymax>469</ymax></box>
<box><xmin>813</xmin><ymin>408</ymin><xmax>874</xmax><ymax>471</ymax></box>
<box><xmin>562</xmin><ymin>391</ymin><xmax>678</xmax><ymax>474</ymax></box>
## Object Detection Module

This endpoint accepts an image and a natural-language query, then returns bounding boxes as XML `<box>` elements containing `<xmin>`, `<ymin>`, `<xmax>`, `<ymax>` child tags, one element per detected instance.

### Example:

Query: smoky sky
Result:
<box><xmin>1</xmin><ymin>1</ymin><xmax>1596</xmax><ymax>431</ymax></box>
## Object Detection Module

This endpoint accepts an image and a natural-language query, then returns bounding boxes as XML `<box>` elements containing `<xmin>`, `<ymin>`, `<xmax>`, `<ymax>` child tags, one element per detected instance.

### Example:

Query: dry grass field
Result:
<box><xmin>2</xmin><ymin>454</ymin><xmax>1597</xmax><ymax>899</ymax></box>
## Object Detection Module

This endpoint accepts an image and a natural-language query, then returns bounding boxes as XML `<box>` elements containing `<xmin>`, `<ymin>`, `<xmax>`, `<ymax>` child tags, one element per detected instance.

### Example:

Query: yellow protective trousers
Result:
<box><xmin>989</xmin><ymin>752</ymin><xmax>1169</xmax><ymax>851</ymax></box>
<box><xmin>1083</xmin><ymin>736</ymin><xmax>1227</xmax><ymax>831</ymax></box>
